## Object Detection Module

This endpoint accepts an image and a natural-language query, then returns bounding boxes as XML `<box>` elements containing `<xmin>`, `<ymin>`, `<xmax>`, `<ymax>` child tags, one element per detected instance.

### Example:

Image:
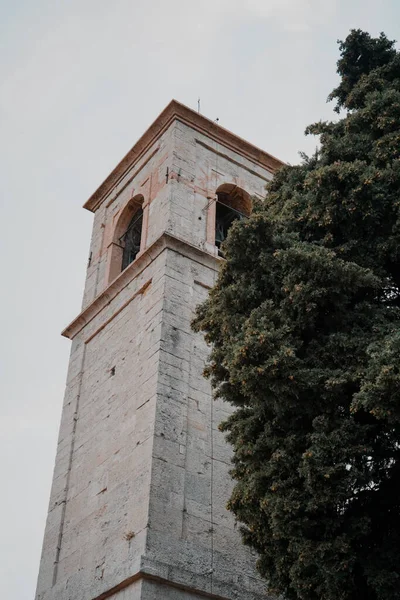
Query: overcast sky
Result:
<box><xmin>0</xmin><ymin>1</ymin><xmax>399</xmax><ymax>598</ymax></box>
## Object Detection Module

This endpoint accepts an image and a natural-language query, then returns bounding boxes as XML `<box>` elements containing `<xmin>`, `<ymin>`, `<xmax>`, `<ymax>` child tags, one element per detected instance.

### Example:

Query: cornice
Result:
<box><xmin>84</xmin><ymin>99</ymin><xmax>285</xmax><ymax>213</ymax></box>
<box><xmin>91</xmin><ymin>554</ymin><xmax>267</xmax><ymax>600</ymax></box>
<box><xmin>62</xmin><ymin>232</ymin><xmax>220</xmax><ymax>340</ymax></box>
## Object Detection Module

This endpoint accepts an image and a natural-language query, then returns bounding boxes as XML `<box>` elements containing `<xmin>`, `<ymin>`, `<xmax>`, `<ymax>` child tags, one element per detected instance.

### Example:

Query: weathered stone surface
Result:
<box><xmin>35</xmin><ymin>101</ymin><xmax>282</xmax><ymax>600</ymax></box>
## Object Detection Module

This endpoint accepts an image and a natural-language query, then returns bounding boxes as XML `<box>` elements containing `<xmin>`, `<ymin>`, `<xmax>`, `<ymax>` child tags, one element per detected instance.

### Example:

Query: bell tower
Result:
<box><xmin>35</xmin><ymin>100</ymin><xmax>283</xmax><ymax>600</ymax></box>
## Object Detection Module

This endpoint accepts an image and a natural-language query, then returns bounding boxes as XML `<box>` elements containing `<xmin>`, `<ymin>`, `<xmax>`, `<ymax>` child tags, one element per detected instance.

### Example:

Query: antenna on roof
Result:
<box><xmin>198</xmin><ymin>97</ymin><xmax>201</xmax><ymax>114</ymax></box>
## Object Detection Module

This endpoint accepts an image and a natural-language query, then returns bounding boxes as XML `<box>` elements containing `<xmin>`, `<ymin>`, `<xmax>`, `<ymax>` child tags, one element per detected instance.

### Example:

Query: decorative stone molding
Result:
<box><xmin>62</xmin><ymin>232</ymin><xmax>220</xmax><ymax>339</ymax></box>
<box><xmin>84</xmin><ymin>100</ymin><xmax>285</xmax><ymax>213</ymax></box>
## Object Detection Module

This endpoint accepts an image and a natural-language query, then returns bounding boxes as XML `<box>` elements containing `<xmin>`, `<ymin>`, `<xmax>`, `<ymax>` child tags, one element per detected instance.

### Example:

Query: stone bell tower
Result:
<box><xmin>35</xmin><ymin>100</ymin><xmax>283</xmax><ymax>600</ymax></box>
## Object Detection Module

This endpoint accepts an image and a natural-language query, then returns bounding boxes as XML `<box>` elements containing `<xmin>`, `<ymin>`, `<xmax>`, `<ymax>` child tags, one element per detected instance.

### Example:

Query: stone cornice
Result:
<box><xmin>62</xmin><ymin>232</ymin><xmax>220</xmax><ymax>340</ymax></box>
<box><xmin>91</xmin><ymin>555</ymin><xmax>268</xmax><ymax>600</ymax></box>
<box><xmin>84</xmin><ymin>99</ymin><xmax>285</xmax><ymax>213</ymax></box>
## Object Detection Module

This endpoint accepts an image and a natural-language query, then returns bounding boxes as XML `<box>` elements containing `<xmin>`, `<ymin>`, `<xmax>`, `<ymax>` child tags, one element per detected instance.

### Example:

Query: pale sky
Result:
<box><xmin>0</xmin><ymin>1</ymin><xmax>399</xmax><ymax>598</ymax></box>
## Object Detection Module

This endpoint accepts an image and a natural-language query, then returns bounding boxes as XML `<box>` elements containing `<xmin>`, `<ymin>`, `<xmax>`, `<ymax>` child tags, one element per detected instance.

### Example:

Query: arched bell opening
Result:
<box><xmin>215</xmin><ymin>184</ymin><xmax>252</xmax><ymax>254</ymax></box>
<box><xmin>120</xmin><ymin>206</ymin><xmax>144</xmax><ymax>271</ymax></box>
<box><xmin>106</xmin><ymin>194</ymin><xmax>144</xmax><ymax>283</ymax></box>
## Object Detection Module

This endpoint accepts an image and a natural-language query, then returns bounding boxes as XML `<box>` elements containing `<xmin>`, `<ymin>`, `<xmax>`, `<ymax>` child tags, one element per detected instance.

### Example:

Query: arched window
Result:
<box><xmin>106</xmin><ymin>195</ymin><xmax>145</xmax><ymax>284</ymax></box>
<box><xmin>120</xmin><ymin>206</ymin><xmax>143</xmax><ymax>271</ymax></box>
<box><xmin>215</xmin><ymin>184</ymin><xmax>251</xmax><ymax>254</ymax></box>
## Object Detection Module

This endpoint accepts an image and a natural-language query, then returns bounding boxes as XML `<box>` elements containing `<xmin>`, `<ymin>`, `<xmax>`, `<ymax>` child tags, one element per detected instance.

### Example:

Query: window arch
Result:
<box><xmin>215</xmin><ymin>184</ymin><xmax>252</xmax><ymax>253</ymax></box>
<box><xmin>106</xmin><ymin>194</ymin><xmax>145</xmax><ymax>284</ymax></box>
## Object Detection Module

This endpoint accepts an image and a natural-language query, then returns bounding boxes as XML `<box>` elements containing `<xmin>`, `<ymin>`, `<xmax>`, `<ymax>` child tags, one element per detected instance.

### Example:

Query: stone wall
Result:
<box><xmin>36</xmin><ymin>249</ymin><xmax>166</xmax><ymax>599</ymax></box>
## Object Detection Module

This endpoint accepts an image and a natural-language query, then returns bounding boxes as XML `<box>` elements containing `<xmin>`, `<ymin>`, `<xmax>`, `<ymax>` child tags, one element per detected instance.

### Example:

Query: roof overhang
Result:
<box><xmin>84</xmin><ymin>99</ymin><xmax>285</xmax><ymax>213</ymax></box>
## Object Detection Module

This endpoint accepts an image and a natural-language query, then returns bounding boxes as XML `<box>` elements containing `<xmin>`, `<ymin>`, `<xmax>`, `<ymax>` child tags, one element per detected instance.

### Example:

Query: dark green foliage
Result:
<box><xmin>328</xmin><ymin>29</ymin><xmax>397</xmax><ymax>112</ymax></box>
<box><xmin>193</xmin><ymin>30</ymin><xmax>400</xmax><ymax>600</ymax></box>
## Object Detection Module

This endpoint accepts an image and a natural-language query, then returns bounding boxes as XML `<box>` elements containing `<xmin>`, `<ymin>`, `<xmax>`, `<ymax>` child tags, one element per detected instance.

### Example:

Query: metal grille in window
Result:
<box><xmin>215</xmin><ymin>200</ymin><xmax>245</xmax><ymax>255</ymax></box>
<box><xmin>120</xmin><ymin>208</ymin><xmax>143</xmax><ymax>271</ymax></box>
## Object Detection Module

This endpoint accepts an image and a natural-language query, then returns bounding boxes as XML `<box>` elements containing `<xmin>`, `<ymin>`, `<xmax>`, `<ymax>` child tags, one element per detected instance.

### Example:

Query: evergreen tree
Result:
<box><xmin>193</xmin><ymin>30</ymin><xmax>400</xmax><ymax>600</ymax></box>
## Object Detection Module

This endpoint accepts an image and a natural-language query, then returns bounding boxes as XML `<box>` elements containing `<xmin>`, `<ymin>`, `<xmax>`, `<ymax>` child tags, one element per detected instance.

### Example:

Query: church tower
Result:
<box><xmin>35</xmin><ymin>100</ymin><xmax>283</xmax><ymax>600</ymax></box>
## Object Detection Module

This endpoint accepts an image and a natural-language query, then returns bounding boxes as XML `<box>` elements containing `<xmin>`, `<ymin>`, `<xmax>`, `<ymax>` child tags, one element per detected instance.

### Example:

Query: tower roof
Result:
<box><xmin>84</xmin><ymin>99</ymin><xmax>285</xmax><ymax>213</ymax></box>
